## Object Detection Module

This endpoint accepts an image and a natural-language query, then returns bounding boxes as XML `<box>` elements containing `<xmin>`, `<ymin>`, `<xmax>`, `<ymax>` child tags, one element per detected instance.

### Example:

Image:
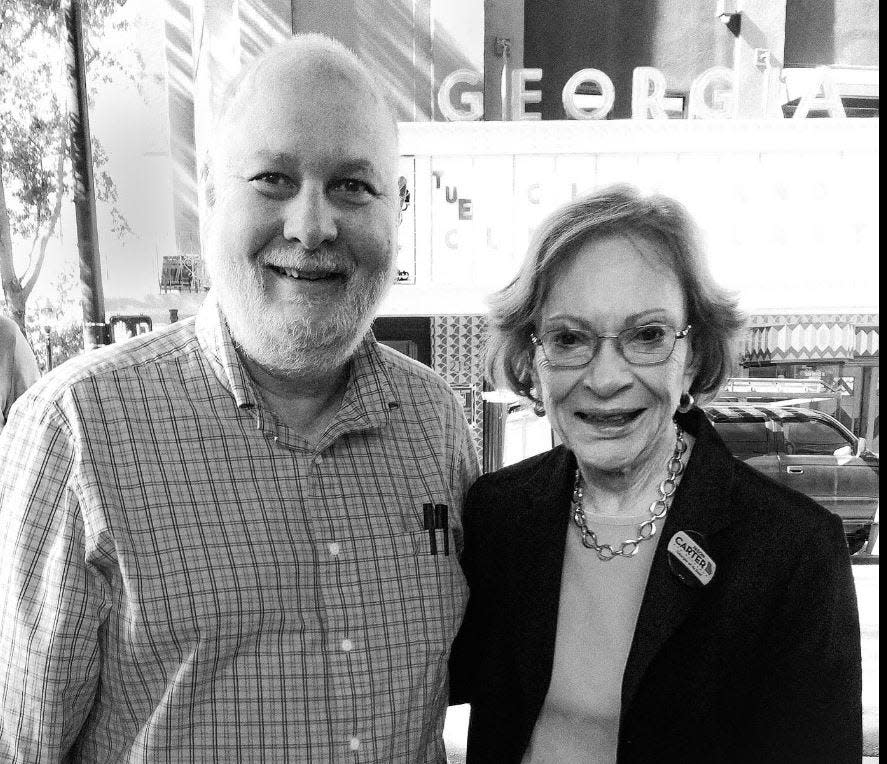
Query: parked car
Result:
<box><xmin>703</xmin><ymin>404</ymin><xmax>879</xmax><ymax>555</ymax></box>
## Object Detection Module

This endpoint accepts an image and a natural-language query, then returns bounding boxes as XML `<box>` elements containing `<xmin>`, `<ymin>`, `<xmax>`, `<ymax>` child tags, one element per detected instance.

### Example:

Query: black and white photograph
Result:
<box><xmin>0</xmin><ymin>1</ymin><xmax>878</xmax><ymax>761</ymax></box>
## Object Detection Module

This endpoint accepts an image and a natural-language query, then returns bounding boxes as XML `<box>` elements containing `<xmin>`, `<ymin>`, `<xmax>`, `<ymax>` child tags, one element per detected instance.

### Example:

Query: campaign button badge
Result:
<box><xmin>667</xmin><ymin>530</ymin><xmax>716</xmax><ymax>588</ymax></box>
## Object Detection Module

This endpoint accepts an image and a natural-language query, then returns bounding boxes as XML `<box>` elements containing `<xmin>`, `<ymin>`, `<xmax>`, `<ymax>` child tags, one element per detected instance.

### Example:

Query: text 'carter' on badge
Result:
<box><xmin>667</xmin><ymin>530</ymin><xmax>716</xmax><ymax>588</ymax></box>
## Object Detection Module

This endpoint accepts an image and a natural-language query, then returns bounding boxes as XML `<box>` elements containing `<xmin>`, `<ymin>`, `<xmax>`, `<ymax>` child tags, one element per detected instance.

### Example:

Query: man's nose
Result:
<box><xmin>282</xmin><ymin>184</ymin><xmax>337</xmax><ymax>250</ymax></box>
<box><xmin>580</xmin><ymin>336</ymin><xmax>633</xmax><ymax>396</ymax></box>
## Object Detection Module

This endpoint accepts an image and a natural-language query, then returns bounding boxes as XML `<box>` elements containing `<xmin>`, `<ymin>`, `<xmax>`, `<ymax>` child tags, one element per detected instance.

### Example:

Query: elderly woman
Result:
<box><xmin>449</xmin><ymin>185</ymin><xmax>861</xmax><ymax>762</ymax></box>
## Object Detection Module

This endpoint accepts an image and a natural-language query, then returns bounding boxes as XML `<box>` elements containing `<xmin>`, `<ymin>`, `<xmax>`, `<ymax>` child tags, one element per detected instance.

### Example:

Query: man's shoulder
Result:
<box><xmin>27</xmin><ymin>319</ymin><xmax>200</xmax><ymax>407</ymax></box>
<box><xmin>374</xmin><ymin>342</ymin><xmax>457</xmax><ymax>401</ymax></box>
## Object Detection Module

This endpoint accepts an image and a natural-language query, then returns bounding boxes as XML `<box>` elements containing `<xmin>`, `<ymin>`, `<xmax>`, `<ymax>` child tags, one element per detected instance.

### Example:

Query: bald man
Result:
<box><xmin>0</xmin><ymin>35</ymin><xmax>478</xmax><ymax>761</ymax></box>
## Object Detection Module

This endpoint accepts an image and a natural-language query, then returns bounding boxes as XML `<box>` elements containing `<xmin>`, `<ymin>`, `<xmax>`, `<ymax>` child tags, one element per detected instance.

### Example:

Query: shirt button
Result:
<box><xmin>341</xmin><ymin>638</ymin><xmax>354</xmax><ymax>652</ymax></box>
<box><xmin>328</xmin><ymin>542</ymin><xmax>341</xmax><ymax>556</ymax></box>
<box><xmin>349</xmin><ymin>736</ymin><xmax>361</xmax><ymax>751</ymax></box>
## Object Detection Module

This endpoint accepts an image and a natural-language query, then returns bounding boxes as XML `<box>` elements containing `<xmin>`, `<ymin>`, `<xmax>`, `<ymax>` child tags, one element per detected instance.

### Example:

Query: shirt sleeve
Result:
<box><xmin>0</xmin><ymin>396</ymin><xmax>107</xmax><ymax>761</ymax></box>
<box><xmin>449</xmin><ymin>394</ymin><xmax>480</xmax><ymax>557</ymax></box>
<box><xmin>456</xmin><ymin>417</ymin><xmax>480</xmax><ymax>502</ymax></box>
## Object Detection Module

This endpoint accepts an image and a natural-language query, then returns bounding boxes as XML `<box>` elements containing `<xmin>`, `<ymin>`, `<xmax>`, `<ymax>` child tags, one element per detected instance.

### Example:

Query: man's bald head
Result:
<box><xmin>204</xmin><ymin>34</ymin><xmax>398</xmax><ymax>206</ymax></box>
<box><xmin>221</xmin><ymin>35</ymin><xmax>396</xmax><ymax>133</ymax></box>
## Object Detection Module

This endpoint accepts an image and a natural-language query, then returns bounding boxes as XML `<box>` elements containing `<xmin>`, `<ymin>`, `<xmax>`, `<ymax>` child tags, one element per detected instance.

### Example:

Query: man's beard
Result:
<box><xmin>208</xmin><ymin>245</ymin><xmax>394</xmax><ymax>377</ymax></box>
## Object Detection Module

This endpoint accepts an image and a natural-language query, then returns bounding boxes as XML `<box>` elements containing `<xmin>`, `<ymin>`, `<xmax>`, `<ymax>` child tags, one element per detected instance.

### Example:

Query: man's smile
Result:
<box><xmin>267</xmin><ymin>264</ymin><xmax>347</xmax><ymax>281</ymax></box>
<box><xmin>265</xmin><ymin>264</ymin><xmax>349</xmax><ymax>292</ymax></box>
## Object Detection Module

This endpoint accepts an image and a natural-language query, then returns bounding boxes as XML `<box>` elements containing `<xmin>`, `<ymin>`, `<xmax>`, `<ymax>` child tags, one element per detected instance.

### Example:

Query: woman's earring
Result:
<box><xmin>677</xmin><ymin>391</ymin><xmax>695</xmax><ymax>414</ymax></box>
<box><xmin>533</xmin><ymin>399</ymin><xmax>546</xmax><ymax>417</ymax></box>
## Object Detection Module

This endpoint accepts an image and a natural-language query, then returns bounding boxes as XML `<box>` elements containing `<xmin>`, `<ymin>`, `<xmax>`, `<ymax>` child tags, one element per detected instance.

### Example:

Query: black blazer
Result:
<box><xmin>450</xmin><ymin>407</ymin><xmax>862</xmax><ymax>763</ymax></box>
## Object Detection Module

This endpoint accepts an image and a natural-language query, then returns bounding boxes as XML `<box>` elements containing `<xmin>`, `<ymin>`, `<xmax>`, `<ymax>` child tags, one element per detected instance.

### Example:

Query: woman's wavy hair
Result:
<box><xmin>486</xmin><ymin>184</ymin><xmax>746</xmax><ymax>405</ymax></box>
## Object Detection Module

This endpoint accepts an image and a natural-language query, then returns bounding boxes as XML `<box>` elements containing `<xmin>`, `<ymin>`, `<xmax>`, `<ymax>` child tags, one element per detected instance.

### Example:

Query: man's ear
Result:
<box><xmin>397</xmin><ymin>176</ymin><xmax>410</xmax><ymax>225</ymax></box>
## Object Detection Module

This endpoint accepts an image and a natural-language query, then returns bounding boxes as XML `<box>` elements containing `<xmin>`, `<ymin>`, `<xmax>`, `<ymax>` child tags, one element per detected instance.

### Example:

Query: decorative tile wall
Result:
<box><xmin>431</xmin><ymin>315</ymin><xmax>489</xmax><ymax>460</ymax></box>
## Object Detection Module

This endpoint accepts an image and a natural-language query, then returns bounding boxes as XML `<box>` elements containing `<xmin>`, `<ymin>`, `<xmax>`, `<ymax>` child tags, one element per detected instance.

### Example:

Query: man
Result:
<box><xmin>0</xmin><ymin>35</ymin><xmax>478</xmax><ymax>761</ymax></box>
<box><xmin>0</xmin><ymin>314</ymin><xmax>39</xmax><ymax>432</ymax></box>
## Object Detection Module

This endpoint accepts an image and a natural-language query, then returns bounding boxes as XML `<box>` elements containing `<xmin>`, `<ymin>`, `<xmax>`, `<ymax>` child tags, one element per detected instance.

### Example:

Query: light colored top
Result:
<box><xmin>522</xmin><ymin>511</ymin><xmax>662</xmax><ymax>764</ymax></box>
<box><xmin>0</xmin><ymin>294</ymin><xmax>479</xmax><ymax>762</ymax></box>
<box><xmin>0</xmin><ymin>314</ymin><xmax>39</xmax><ymax>432</ymax></box>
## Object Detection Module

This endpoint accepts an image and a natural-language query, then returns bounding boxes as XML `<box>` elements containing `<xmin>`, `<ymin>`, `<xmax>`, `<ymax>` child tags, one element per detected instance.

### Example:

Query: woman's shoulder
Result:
<box><xmin>471</xmin><ymin>445</ymin><xmax>573</xmax><ymax>494</ymax></box>
<box><xmin>731</xmin><ymin>456</ymin><xmax>837</xmax><ymax>521</ymax></box>
<box><xmin>719</xmin><ymin>455</ymin><xmax>848</xmax><ymax>562</ymax></box>
<box><xmin>689</xmin><ymin>407</ymin><xmax>843</xmax><ymax>538</ymax></box>
<box><xmin>463</xmin><ymin>445</ymin><xmax>575</xmax><ymax>530</ymax></box>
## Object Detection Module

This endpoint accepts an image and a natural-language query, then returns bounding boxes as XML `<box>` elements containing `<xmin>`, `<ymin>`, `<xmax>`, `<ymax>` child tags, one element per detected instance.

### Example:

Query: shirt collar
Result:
<box><xmin>327</xmin><ymin>334</ymin><xmax>401</xmax><ymax>442</ymax></box>
<box><xmin>195</xmin><ymin>292</ymin><xmax>259</xmax><ymax>410</ymax></box>
<box><xmin>195</xmin><ymin>292</ymin><xmax>400</xmax><ymax>439</ymax></box>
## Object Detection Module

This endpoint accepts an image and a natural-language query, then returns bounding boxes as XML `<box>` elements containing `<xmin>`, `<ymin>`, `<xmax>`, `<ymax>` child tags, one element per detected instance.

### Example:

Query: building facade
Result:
<box><xmin>148</xmin><ymin>0</ymin><xmax>878</xmax><ymax>466</ymax></box>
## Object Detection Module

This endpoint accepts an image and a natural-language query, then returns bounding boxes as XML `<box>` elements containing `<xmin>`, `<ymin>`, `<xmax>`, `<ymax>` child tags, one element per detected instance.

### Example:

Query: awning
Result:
<box><xmin>742</xmin><ymin>313</ymin><xmax>879</xmax><ymax>364</ymax></box>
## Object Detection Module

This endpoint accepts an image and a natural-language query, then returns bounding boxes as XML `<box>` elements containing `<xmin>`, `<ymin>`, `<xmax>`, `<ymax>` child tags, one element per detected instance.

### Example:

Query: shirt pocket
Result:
<box><xmin>347</xmin><ymin>529</ymin><xmax>469</xmax><ymax>655</ymax></box>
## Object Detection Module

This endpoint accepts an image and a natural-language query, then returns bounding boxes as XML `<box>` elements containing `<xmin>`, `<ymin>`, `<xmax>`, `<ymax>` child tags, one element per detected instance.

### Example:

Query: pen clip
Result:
<box><xmin>423</xmin><ymin>503</ymin><xmax>438</xmax><ymax>555</ymax></box>
<box><xmin>435</xmin><ymin>504</ymin><xmax>449</xmax><ymax>556</ymax></box>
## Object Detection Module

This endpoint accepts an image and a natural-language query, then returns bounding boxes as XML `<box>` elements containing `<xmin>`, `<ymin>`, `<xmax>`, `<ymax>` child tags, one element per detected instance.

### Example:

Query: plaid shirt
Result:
<box><xmin>0</xmin><ymin>295</ymin><xmax>478</xmax><ymax>763</ymax></box>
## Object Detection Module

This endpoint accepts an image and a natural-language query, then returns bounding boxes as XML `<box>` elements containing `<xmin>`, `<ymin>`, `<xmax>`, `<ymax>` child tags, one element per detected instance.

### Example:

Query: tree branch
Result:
<box><xmin>0</xmin><ymin>155</ymin><xmax>19</xmax><ymax>291</ymax></box>
<box><xmin>21</xmin><ymin>144</ymin><xmax>66</xmax><ymax>298</ymax></box>
<box><xmin>27</xmin><ymin>230</ymin><xmax>40</xmax><ymax>266</ymax></box>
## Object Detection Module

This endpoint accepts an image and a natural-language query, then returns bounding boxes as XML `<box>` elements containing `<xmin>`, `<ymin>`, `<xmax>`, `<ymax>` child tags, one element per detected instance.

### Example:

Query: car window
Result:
<box><xmin>713</xmin><ymin>422</ymin><xmax>771</xmax><ymax>459</ymax></box>
<box><xmin>782</xmin><ymin>420</ymin><xmax>853</xmax><ymax>456</ymax></box>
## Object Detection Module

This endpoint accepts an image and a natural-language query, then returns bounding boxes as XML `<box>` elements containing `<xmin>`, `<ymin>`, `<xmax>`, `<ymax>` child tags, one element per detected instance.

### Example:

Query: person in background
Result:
<box><xmin>0</xmin><ymin>314</ymin><xmax>39</xmax><ymax>433</ymax></box>
<box><xmin>0</xmin><ymin>35</ymin><xmax>477</xmax><ymax>761</ymax></box>
<box><xmin>450</xmin><ymin>185</ymin><xmax>861</xmax><ymax>762</ymax></box>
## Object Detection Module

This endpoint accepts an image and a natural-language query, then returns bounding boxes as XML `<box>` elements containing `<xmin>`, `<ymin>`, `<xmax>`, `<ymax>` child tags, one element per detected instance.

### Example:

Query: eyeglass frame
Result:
<box><xmin>530</xmin><ymin>323</ymin><xmax>692</xmax><ymax>368</ymax></box>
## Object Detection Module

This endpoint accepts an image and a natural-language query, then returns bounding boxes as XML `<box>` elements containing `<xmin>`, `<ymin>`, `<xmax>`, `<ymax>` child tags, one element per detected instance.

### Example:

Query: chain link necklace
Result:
<box><xmin>571</xmin><ymin>423</ymin><xmax>688</xmax><ymax>561</ymax></box>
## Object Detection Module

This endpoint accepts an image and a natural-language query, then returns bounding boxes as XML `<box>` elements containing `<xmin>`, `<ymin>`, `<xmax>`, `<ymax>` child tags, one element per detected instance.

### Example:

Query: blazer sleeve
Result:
<box><xmin>746</xmin><ymin>510</ymin><xmax>862</xmax><ymax>761</ymax></box>
<box><xmin>448</xmin><ymin>476</ymin><xmax>529</xmax><ymax>763</ymax></box>
<box><xmin>448</xmin><ymin>476</ymin><xmax>520</xmax><ymax>710</ymax></box>
<box><xmin>448</xmin><ymin>580</ymin><xmax>478</xmax><ymax>705</ymax></box>
<box><xmin>448</xmin><ymin>479</ymin><xmax>483</xmax><ymax>706</ymax></box>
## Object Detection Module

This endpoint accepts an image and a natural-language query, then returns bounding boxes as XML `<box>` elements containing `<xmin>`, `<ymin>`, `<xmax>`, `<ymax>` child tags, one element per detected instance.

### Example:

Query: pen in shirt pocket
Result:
<box><xmin>422</xmin><ymin>503</ymin><xmax>450</xmax><ymax>556</ymax></box>
<box><xmin>435</xmin><ymin>504</ymin><xmax>449</xmax><ymax>556</ymax></box>
<box><xmin>423</xmin><ymin>504</ymin><xmax>438</xmax><ymax>555</ymax></box>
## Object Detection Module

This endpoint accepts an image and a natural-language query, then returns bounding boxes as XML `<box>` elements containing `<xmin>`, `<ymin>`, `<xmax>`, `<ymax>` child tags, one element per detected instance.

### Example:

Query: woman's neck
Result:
<box><xmin>580</xmin><ymin>428</ymin><xmax>694</xmax><ymax>517</ymax></box>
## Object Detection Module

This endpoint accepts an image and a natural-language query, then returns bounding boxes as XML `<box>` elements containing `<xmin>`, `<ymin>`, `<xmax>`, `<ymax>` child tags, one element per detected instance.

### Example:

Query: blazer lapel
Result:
<box><xmin>621</xmin><ymin>409</ymin><xmax>739</xmax><ymax>716</ymax></box>
<box><xmin>508</xmin><ymin>447</ymin><xmax>576</xmax><ymax>720</ymax></box>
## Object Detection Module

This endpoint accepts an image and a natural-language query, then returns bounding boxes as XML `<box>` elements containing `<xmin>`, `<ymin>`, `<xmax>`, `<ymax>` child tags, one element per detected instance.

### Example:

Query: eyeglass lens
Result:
<box><xmin>540</xmin><ymin>325</ymin><xmax>679</xmax><ymax>366</ymax></box>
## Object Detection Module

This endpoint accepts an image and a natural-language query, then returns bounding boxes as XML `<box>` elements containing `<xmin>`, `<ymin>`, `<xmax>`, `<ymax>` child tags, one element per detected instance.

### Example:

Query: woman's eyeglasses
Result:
<box><xmin>530</xmin><ymin>323</ymin><xmax>692</xmax><ymax>367</ymax></box>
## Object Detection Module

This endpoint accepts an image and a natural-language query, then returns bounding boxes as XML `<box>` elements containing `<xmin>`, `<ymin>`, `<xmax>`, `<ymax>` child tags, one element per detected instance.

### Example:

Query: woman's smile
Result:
<box><xmin>573</xmin><ymin>407</ymin><xmax>645</xmax><ymax>431</ymax></box>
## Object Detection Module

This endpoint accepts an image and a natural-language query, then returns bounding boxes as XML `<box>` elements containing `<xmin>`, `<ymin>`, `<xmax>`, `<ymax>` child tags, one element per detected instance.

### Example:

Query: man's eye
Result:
<box><xmin>331</xmin><ymin>179</ymin><xmax>376</xmax><ymax>198</ymax></box>
<box><xmin>250</xmin><ymin>173</ymin><xmax>295</xmax><ymax>190</ymax></box>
